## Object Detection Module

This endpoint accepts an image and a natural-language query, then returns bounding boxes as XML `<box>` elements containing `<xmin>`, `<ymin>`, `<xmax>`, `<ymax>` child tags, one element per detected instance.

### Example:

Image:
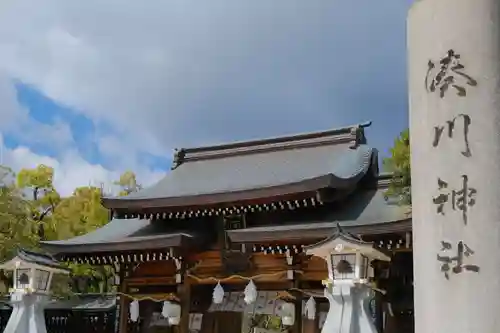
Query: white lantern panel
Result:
<box><xmin>35</xmin><ymin>269</ymin><xmax>50</xmax><ymax>291</ymax></box>
<box><xmin>359</xmin><ymin>255</ymin><xmax>369</xmax><ymax>279</ymax></box>
<box><xmin>331</xmin><ymin>253</ymin><xmax>356</xmax><ymax>280</ymax></box>
<box><xmin>16</xmin><ymin>269</ymin><xmax>30</xmax><ymax>289</ymax></box>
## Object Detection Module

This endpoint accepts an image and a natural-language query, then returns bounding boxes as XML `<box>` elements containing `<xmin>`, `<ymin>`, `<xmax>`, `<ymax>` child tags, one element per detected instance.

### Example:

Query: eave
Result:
<box><xmin>39</xmin><ymin>218</ymin><xmax>201</xmax><ymax>264</ymax></box>
<box><xmin>41</xmin><ymin>233</ymin><xmax>194</xmax><ymax>254</ymax></box>
<box><xmin>228</xmin><ymin>219</ymin><xmax>412</xmax><ymax>243</ymax></box>
<box><xmin>101</xmin><ymin>126</ymin><xmax>376</xmax><ymax>218</ymax></box>
<box><xmin>102</xmin><ymin>174</ymin><xmax>359</xmax><ymax>211</ymax></box>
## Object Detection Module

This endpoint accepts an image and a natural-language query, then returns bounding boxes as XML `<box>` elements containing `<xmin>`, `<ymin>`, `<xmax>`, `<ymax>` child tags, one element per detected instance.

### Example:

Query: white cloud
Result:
<box><xmin>0</xmin><ymin>0</ymin><xmax>410</xmax><ymax>196</ymax></box>
<box><xmin>0</xmin><ymin>73</ymin><xmax>73</xmax><ymax>150</ymax></box>
<box><xmin>0</xmin><ymin>133</ymin><xmax>163</xmax><ymax>196</ymax></box>
<box><xmin>0</xmin><ymin>49</ymin><xmax>163</xmax><ymax>196</ymax></box>
<box><xmin>0</xmin><ymin>0</ymin><xmax>410</xmax><ymax>153</ymax></box>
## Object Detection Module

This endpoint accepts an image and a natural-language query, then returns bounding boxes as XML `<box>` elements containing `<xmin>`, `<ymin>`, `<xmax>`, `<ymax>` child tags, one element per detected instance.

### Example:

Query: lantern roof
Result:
<box><xmin>304</xmin><ymin>224</ymin><xmax>390</xmax><ymax>261</ymax></box>
<box><xmin>0</xmin><ymin>248</ymin><xmax>69</xmax><ymax>274</ymax></box>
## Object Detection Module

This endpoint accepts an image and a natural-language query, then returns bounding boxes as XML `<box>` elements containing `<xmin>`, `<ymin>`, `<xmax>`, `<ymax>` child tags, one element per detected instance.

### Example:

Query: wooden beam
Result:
<box><xmin>126</xmin><ymin>276</ymin><xmax>177</xmax><ymax>286</ymax></box>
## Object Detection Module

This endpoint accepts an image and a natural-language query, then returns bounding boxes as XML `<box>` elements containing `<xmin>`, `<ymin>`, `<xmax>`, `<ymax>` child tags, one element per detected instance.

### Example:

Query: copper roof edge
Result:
<box><xmin>171</xmin><ymin>121</ymin><xmax>372</xmax><ymax>168</ymax></box>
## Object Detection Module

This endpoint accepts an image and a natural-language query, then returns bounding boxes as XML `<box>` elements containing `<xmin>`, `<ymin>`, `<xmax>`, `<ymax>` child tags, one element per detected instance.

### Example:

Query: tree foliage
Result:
<box><xmin>114</xmin><ymin>170</ymin><xmax>142</xmax><ymax>196</ymax></box>
<box><xmin>49</xmin><ymin>186</ymin><xmax>109</xmax><ymax>241</ymax></box>
<box><xmin>0</xmin><ymin>166</ymin><xmax>141</xmax><ymax>295</ymax></box>
<box><xmin>383</xmin><ymin>128</ymin><xmax>411</xmax><ymax>205</ymax></box>
<box><xmin>17</xmin><ymin>165</ymin><xmax>61</xmax><ymax>240</ymax></box>
<box><xmin>0</xmin><ymin>166</ymin><xmax>36</xmax><ymax>260</ymax></box>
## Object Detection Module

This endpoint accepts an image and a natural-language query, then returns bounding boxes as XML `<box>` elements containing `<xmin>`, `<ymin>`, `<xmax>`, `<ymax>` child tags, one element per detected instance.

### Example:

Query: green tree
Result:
<box><xmin>0</xmin><ymin>165</ymin><xmax>37</xmax><ymax>254</ymax></box>
<box><xmin>383</xmin><ymin>129</ymin><xmax>411</xmax><ymax>205</ymax></box>
<box><xmin>17</xmin><ymin>165</ymin><xmax>61</xmax><ymax>240</ymax></box>
<box><xmin>114</xmin><ymin>171</ymin><xmax>142</xmax><ymax>196</ymax></box>
<box><xmin>0</xmin><ymin>166</ymin><xmax>36</xmax><ymax>291</ymax></box>
<box><xmin>0</xmin><ymin>165</ymin><xmax>143</xmax><ymax>295</ymax></box>
<box><xmin>50</xmin><ymin>186</ymin><xmax>114</xmax><ymax>295</ymax></box>
<box><xmin>49</xmin><ymin>186</ymin><xmax>109</xmax><ymax>241</ymax></box>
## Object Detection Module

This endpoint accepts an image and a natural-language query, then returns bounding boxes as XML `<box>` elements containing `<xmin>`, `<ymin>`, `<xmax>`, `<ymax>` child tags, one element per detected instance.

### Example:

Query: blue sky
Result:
<box><xmin>0</xmin><ymin>0</ymin><xmax>412</xmax><ymax>194</ymax></box>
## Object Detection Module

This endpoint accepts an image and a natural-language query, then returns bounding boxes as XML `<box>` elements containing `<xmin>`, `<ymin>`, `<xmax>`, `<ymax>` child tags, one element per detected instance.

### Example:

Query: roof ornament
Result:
<box><xmin>171</xmin><ymin>148</ymin><xmax>186</xmax><ymax>170</ymax></box>
<box><xmin>349</xmin><ymin>121</ymin><xmax>371</xmax><ymax>149</ymax></box>
<box><xmin>333</xmin><ymin>223</ymin><xmax>363</xmax><ymax>243</ymax></box>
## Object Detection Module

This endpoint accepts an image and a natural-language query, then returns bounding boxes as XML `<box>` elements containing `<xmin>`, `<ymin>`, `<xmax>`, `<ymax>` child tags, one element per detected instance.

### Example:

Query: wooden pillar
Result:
<box><xmin>200</xmin><ymin>312</ymin><xmax>216</xmax><ymax>333</ymax></box>
<box><xmin>178</xmin><ymin>280</ymin><xmax>191</xmax><ymax>333</ymax></box>
<box><xmin>302</xmin><ymin>303</ymin><xmax>320</xmax><ymax>333</ymax></box>
<box><xmin>292</xmin><ymin>280</ymin><xmax>303</xmax><ymax>333</ymax></box>
<box><xmin>118</xmin><ymin>267</ymin><xmax>129</xmax><ymax>333</ymax></box>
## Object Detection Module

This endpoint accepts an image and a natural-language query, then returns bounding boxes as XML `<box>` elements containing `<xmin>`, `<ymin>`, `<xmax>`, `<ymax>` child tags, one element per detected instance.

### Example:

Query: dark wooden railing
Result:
<box><xmin>0</xmin><ymin>308</ymin><xmax>117</xmax><ymax>333</ymax></box>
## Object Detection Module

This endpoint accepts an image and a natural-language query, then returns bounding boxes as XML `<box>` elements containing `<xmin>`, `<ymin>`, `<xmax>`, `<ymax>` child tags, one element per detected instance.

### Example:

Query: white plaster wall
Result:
<box><xmin>408</xmin><ymin>0</ymin><xmax>500</xmax><ymax>332</ymax></box>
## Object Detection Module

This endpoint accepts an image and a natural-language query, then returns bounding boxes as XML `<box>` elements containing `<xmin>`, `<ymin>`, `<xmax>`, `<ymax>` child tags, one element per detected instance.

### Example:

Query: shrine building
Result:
<box><xmin>41</xmin><ymin>122</ymin><xmax>413</xmax><ymax>333</ymax></box>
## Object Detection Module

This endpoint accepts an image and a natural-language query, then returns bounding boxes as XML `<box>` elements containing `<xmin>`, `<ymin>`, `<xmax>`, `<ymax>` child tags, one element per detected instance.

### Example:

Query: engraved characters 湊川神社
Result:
<box><xmin>425</xmin><ymin>48</ymin><xmax>480</xmax><ymax>279</ymax></box>
<box><xmin>437</xmin><ymin>240</ymin><xmax>479</xmax><ymax>280</ymax></box>
<box><xmin>432</xmin><ymin>113</ymin><xmax>471</xmax><ymax>157</ymax></box>
<box><xmin>425</xmin><ymin>49</ymin><xmax>477</xmax><ymax>98</ymax></box>
<box><xmin>432</xmin><ymin>175</ymin><xmax>477</xmax><ymax>225</ymax></box>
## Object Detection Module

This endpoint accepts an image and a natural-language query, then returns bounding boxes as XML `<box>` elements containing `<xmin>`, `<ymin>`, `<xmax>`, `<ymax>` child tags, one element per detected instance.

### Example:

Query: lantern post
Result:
<box><xmin>0</xmin><ymin>249</ymin><xmax>69</xmax><ymax>333</ymax></box>
<box><xmin>305</xmin><ymin>225</ymin><xmax>390</xmax><ymax>333</ymax></box>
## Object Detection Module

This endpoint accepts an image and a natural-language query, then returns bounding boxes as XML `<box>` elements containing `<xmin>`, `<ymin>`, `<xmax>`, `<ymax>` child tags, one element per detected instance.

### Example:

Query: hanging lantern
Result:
<box><xmin>243</xmin><ymin>280</ymin><xmax>257</xmax><ymax>304</ymax></box>
<box><xmin>161</xmin><ymin>301</ymin><xmax>171</xmax><ymax>318</ymax></box>
<box><xmin>162</xmin><ymin>301</ymin><xmax>181</xmax><ymax>326</ymax></box>
<box><xmin>280</xmin><ymin>302</ymin><xmax>295</xmax><ymax>326</ymax></box>
<box><xmin>129</xmin><ymin>300</ymin><xmax>139</xmax><ymax>322</ymax></box>
<box><xmin>305</xmin><ymin>297</ymin><xmax>316</xmax><ymax>320</ymax></box>
<box><xmin>213</xmin><ymin>282</ymin><xmax>224</xmax><ymax>304</ymax></box>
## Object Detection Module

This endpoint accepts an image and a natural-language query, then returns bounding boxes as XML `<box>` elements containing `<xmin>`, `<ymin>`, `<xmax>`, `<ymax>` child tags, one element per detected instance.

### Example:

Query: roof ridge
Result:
<box><xmin>171</xmin><ymin>121</ymin><xmax>372</xmax><ymax>169</ymax></box>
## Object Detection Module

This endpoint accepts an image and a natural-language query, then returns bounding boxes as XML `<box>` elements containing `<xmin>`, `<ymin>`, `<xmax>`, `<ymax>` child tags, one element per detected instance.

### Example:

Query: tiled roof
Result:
<box><xmin>41</xmin><ymin>218</ymin><xmax>197</xmax><ymax>254</ymax></box>
<box><xmin>228</xmin><ymin>187</ymin><xmax>411</xmax><ymax>243</ymax></box>
<box><xmin>103</xmin><ymin>122</ymin><xmax>376</xmax><ymax>211</ymax></box>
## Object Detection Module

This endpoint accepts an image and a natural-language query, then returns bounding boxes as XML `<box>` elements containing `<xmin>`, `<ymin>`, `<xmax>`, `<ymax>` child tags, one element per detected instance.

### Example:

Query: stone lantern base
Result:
<box><xmin>4</xmin><ymin>292</ymin><xmax>49</xmax><ymax>333</ymax></box>
<box><xmin>322</xmin><ymin>282</ymin><xmax>376</xmax><ymax>333</ymax></box>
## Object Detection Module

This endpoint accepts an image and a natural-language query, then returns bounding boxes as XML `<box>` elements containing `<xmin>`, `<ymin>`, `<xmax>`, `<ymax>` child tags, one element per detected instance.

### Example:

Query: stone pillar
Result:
<box><xmin>408</xmin><ymin>0</ymin><xmax>500</xmax><ymax>332</ymax></box>
<box><xmin>321</xmin><ymin>283</ymin><xmax>377</xmax><ymax>333</ymax></box>
<box><xmin>4</xmin><ymin>292</ymin><xmax>49</xmax><ymax>333</ymax></box>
